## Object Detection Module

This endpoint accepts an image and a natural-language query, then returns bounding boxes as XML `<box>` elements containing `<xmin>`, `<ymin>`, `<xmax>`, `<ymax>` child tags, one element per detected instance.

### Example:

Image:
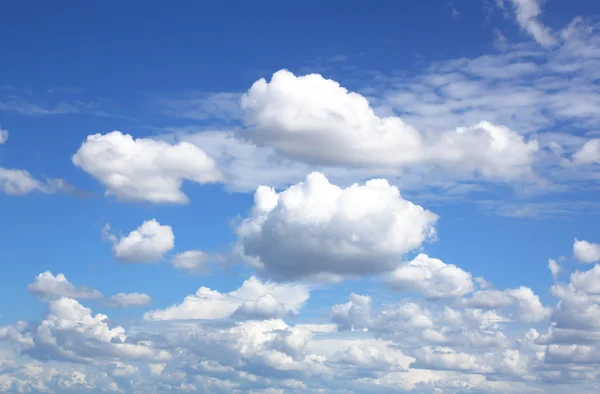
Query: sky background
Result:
<box><xmin>1</xmin><ymin>1</ymin><xmax>600</xmax><ymax>393</ymax></box>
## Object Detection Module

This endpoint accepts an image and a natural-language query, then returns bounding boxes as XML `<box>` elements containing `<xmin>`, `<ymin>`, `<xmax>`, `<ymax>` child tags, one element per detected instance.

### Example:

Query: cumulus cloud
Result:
<box><xmin>463</xmin><ymin>287</ymin><xmax>550</xmax><ymax>323</ymax></box>
<box><xmin>4</xmin><ymin>250</ymin><xmax>600</xmax><ymax>393</ymax></box>
<box><xmin>331</xmin><ymin>293</ymin><xmax>372</xmax><ymax>332</ymax></box>
<box><xmin>144</xmin><ymin>276</ymin><xmax>309</xmax><ymax>321</ymax></box>
<box><xmin>27</xmin><ymin>272</ymin><xmax>103</xmax><ymax>301</ymax></box>
<box><xmin>573</xmin><ymin>239</ymin><xmax>600</xmax><ymax>263</ymax></box>
<box><xmin>3</xmin><ymin>297</ymin><xmax>170</xmax><ymax>364</ymax></box>
<box><xmin>236</xmin><ymin>172</ymin><xmax>438</xmax><ymax>281</ymax></box>
<box><xmin>572</xmin><ymin>139</ymin><xmax>600</xmax><ymax>165</ymax></box>
<box><xmin>106</xmin><ymin>292</ymin><xmax>152</xmax><ymax>308</ymax></box>
<box><xmin>384</xmin><ymin>254</ymin><xmax>474</xmax><ymax>299</ymax></box>
<box><xmin>103</xmin><ymin>219</ymin><xmax>174</xmax><ymax>263</ymax></box>
<box><xmin>570</xmin><ymin>265</ymin><xmax>600</xmax><ymax>295</ymax></box>
<box><xmin>240</xmin><ymin>70</ymin><xmax>539</xmax><ymax>181</ymax></box>
<box><xmin>0</xmin><ymin>127</ymin><xmax>7</xmax><ymax>144</ymax></box>
<box><xmin>233</xmin><ymin>294</ymin><xmax>287</xmax><ymax>320</ymax></box>
<box><xmin>72</xmin><ymin>131</ymin><xmax>222</xmax><ymax>204</ymax></box>
<box><xmin>170</xmin><ymin>250</ymin><xmax>208</xmax><ymax>273</ymax></box>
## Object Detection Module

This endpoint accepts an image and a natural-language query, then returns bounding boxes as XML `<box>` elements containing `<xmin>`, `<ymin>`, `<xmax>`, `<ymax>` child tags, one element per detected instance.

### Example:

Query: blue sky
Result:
<box><xmin>1</xmin><ymin>1</ymin><xmax>600</xmax><ymax>393</ymax></box>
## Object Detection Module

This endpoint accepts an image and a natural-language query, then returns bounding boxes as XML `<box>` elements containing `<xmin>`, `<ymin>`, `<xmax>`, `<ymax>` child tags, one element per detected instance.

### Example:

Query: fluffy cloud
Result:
<box><xmin>170</xmin><ymin>250</ymin><xmax>208</xmax><ymax>273</ymax></box>
<box><xmin>4</xmin><ymin>256</ymin><xmax>600</xmax><ymax>393</ymax></box>
<box><xmin>240</xmin><ymin>70</ymin><xmax>539</xmax><ymax>181</ymax></box>
<box><xmin>0</xmin><ymin>127</ymin><xmax>7</xmax><ymax>144</ymax></box>
<box><xmin>331</xmin><ymin>293</ymin><xmax>372</xmax><ymax>332</ymax></box>
<box><xmin>103</xmin><ymin>219</ymin><xmax>174</xmax><ymax>263</ymax></box>
<box><xmin>573</xmin><ymin>239</ymin><xmax>600</xmax><ymax>263</ymax></box>
<box><xmin>463</xmin><ymin>287</ymin><xmax>550</xmax><ymax>323</ymax></box>
<box><xmin>384</xmin><ymin>254</ymin><xmax>474</xmax><ymax>299</ymax></box>
<box><xmin>233</xmin><ymin>294</ymin><xmax>287</xmax><ymax>320</ymax></box>
<box><xmin>106</xmin><ymin>292</ymin><xmax>152</xmax><ymax>308</ymax></box>
<box><xmin>27</xmin><ymin>272</ymin><xmax>103</xmax><ymax>301</ymax></box>
<box><xmin>572</xmin><ymin>139</ymin><xmax>600</xmax><ymax>165</ymax></box>
<box><xmin>570</xmin><ymin>265</ymin><xmax>600</xmax><ymax>295</ymax></box>
<box><xmin>72</xmin><ymin>131</ymin><xmax>222</xmax><ymax>204</ymax></box>
<box><xmin>236</xmin><ymin>172</ymin><xmax>438</xmax><ymax>281</ymax></box>
<box><xmin>144</xmin><ymin>276</ymin><xmax>309</xmax><ymax>321</ymax></box>
<box><xmin>2</xmin><ymin>297</ymin><xmax>170</xmax><ymax>364</ymax></box>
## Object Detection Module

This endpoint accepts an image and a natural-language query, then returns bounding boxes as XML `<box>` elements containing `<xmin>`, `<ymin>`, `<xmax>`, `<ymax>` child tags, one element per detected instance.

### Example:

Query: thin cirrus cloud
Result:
<box><xmin>0</xmin><ymin>126</ymin><xmax>7</xmax><ymax>144</ymax></box>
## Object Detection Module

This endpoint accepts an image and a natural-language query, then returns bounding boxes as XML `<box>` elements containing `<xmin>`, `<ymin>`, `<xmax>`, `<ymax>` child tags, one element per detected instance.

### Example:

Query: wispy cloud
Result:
<box><xmin>159</xmin><ymin>92</ymin><xmax>243</xmax><ymax>124</ymax></box>
<box><xmin>499</xmin><ymin>0</ymin><xmax>557</xmax><ymax>47</ymax></box>
<box><xmin>0</xmin><ymin>89</ymin><xmax>126</xmax><ymax>118</ymax></box>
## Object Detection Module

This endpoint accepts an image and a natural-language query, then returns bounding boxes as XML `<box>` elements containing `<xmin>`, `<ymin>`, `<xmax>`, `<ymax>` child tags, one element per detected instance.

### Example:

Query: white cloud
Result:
<box><xmin>463</xmin><ymin>286</ymin><xmax>550</xmax><ymax>323</ymax></box>
<box><xmin>570</xmin><ymin>265</ymin><xmax>600</xmax><ymax>295</ymax></box>
<box><xmin>72</xmin><ymin>131</ymin><xmax>222</xmax><ymax>204</ymax></box>
<box><xmin>170</xmin><ymin>250</ymin><xmax>208</xmax><ymax>273</ymax></box>
<box><xmin>106</xmin><ymin>292</ymin><xmax>152</xmax><ymax>308</ymax></box>
<box><xmin>4</xmin><ymin>297</ymin><xmax>170</xmax><ymax>364</ymax></box>
<box><xmin>236</xmin><ymin>172</ymin><xmax>438</xmax><ymax>281</ymax></box>
<box><xmin>0</xmin><ymin>127</ymin><xmax>7</xmax><ymax>144</ymax></box>
<box><xmin>240</xmin><ymin>70</ymin><xmax>539</xmax><ymax>181</ymax></box>
<box><xmin>5</xmin><ymin>253</ymin><xmax>600</xmax><ymax>393</ymax></box>
<box><xmin>572</xmin><ymin>139</ymin><xmax>600</xmax><ymax>165</ymax></box>
<box><xmin>331</xmin><ymin>293</ymin><xmax>372</xmax><ymax>332</ymax></box>
<box><xmin>573</xmin><ymin>239</ymin><xmax>600</xmax><ymax>263</ymax></box>
<box><xmin>27</xmin><ymin>272</ymin><xmax>103</xmax><ymax>301</ymax></box>
<box><xmin>384</xmin><ymin>253</ymin><xmax>474</xmax><ymax>299</ymax></box>
<box><xmin>144</xmin><ymin>276</ymin><xmax>309</xmax><ymax>321</ymax></box>
<box><xmin>333</xmin><ymin>344</ymin><xmax>408</xmax><ymax>372</ymax></box>
<box><xmin>104</xmin><ymin>219</ymin><xmax>174</xmax><ymax>263</ymax></box>
<box><xmin>0</xmin><ymin>168</ymin><xmax>68</xmax><ymax>196</ymax></box>
<box><xmin>233</xmin><ymin>294</ymin><xmax>287</xmax><ymax>320</ymax></box>
<box><xmin>502</xmin><ymin>0</ymin><xmax>556</xmax><ymax>47</ymax></box>
<box><xmin>548</xmin><ymin>258</ymin><xmax>561</xmax><ymax>280</ymax></box>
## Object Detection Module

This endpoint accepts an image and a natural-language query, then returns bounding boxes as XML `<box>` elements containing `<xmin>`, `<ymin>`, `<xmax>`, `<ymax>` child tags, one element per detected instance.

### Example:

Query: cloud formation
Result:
<box><xmin>103</xmin><ymin>219</ymin><xmax>175</xmax><ymax>263</ymax></box>
<box><xmin>144</xmin><ymin>276</ymin><xmax>309</xmax><ymax>321</ymax></box>
<box><xmin>28</xmin><ymin>272</ymin><xmax>103</xmax><ymax>301</ymax></box>
<box><xmin>72</xmin><ymin>131</ymin><xmax>222</xmax><ymax>204</ymax></box>
<box><xmin>384</xmin><ymin>254</ymin><xmax>474</xmax><ymax>299</ymax></box>
<box><xmin>0</xmin><ymin>127</ymin><xmax>7</xmax><ymax>144</ymax></box>
<box><xmin>241</xmin><ymin>70</ymin><xmax>539</xmax><ymax>181</ymax></box>
<box><xmin>236</xmin><ymin>172</ymin><xmax>438</xmax><ymax>281</ymax></box>
<box><xmin>502</xmin><ymin>0</ymin><xmax>556</xmax><ymax>47</ymax></box>
<box><xmin>106</xmin><ymin>292</ymin><xmax>152</xmax><ymax>308</ymax></box>
<box><xmin>573</xmin><ymin>239</ymin><xmax>600</xmax><ymax>263</ymax></box>
<box><xmin>170</xmin><ymin>250</ymin><xmax>208</xmax><ymax>273</ymax></box>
